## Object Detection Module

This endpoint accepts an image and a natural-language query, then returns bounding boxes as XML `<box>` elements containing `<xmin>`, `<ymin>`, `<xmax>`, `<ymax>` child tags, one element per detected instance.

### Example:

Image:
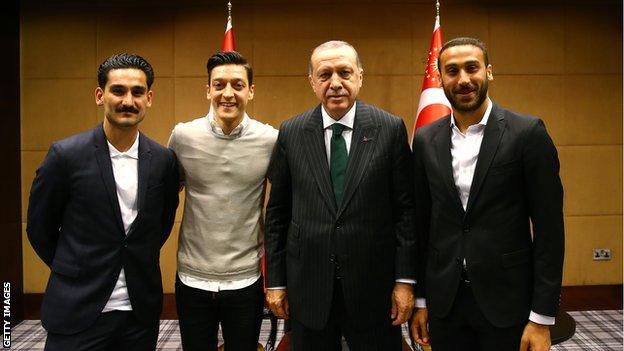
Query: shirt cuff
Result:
<box><xmin>529</xmin><ymin>311</ymin><xmax>555</xmax><ymax>325</ymax></box>
<box><xmin>266</xmin><ymin>286</ymin><xmax>286</xmax><ymax>290</ymax></box>
<box><xmin>415</xmin><ymin>298</ymin><xmax>427</xmax><ymax>308</ymax></box>
<box><xmin>395</xmin><ymin>279</ymin><xmax>416</xmax><ymax>285</ymax></box>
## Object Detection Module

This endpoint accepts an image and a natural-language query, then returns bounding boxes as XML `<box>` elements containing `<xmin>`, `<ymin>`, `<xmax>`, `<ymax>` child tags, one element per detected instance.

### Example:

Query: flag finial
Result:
<box><xmin>228</xmin><ymin>1</ymin><xmax>232</xmax><ymax>22</ymax></box>
<box><xmin>436</xmin><ymin>0</ymin><xmax>440</xmax><ymax>21</ymax></box>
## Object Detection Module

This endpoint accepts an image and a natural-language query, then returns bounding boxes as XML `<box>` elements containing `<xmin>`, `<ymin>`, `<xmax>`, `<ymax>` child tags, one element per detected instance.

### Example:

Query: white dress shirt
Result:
<box><xmin>416</xmin><ymin>99</ymin><xmax>554</xmax><ymax>325</ymax></box>
<box><xmin>321</xmin><ymin>102</ymin><xmax>356</xmax><ymax>162</ymax></box>
<box><xmin>102</xmin><ymin>133</ymin><xmax>139</xmax><ymax>312</ymax></box>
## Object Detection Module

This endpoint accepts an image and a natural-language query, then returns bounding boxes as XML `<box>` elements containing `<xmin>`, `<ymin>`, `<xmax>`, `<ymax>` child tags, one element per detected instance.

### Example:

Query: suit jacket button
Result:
<box><xmin>463</xmin><ymin>225</ymin><xmax>470</xmax><ymax>233</ymax></box>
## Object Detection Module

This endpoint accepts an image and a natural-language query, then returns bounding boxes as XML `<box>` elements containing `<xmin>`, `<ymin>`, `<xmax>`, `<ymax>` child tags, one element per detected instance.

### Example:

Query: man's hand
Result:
<box><xmin>390</xmin><ymin>282</ymin><xmax>414</xmax><ymax>326</ymax></box>
<box><xmin>266</xmin><ymin>289</ymin><xmax>290</xmax><ymax>319</ymax></box>
<box><xmin>410</xmin><ymin>308</ymin><xmax>430</xmax><ymax>346</ymax></box>
<box><xmin>519</xmin><ymin>321</ymin><xmax>551</xmax><ymax>351</ymax></box>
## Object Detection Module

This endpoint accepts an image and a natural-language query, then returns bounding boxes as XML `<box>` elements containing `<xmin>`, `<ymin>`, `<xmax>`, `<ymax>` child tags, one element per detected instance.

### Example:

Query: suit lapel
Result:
<box><xmin>131</xmin><ymin>133</ymin><xmax>152</xmax><ymax>237</ymax></box>
<box><xmin>303</xmin><ymin>106</ymin><xmax>337</xmax><ymax>214</ymax></box>
<box><xmin>465</xmin><ymin>104</ymin><xmax>506</xmax><ymax>215</ymax></box>
<box><xmin>337</xmin><ymin>102</ymin><xmax>378</xmax><ymax>217</ymax></box>
<box><xmin>93</xmin><ymin>124</ymin><xmax>125</xmax><ymax>235</ymax></box>
<box><xmin>433</xmin><ymin>118</ymin><xmax>465</xmax><ymax>216</ymax></box>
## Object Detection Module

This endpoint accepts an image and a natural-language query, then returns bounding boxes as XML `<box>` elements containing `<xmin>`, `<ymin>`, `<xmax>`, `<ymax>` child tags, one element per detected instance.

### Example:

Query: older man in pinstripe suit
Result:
<box><xmin>265</xmin><ymin>41</ymin><xmax>417</xmax><ymax>350</ymax></box>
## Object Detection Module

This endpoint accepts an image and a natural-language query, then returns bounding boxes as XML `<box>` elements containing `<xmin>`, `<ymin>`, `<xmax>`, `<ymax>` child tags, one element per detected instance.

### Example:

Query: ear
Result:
<box><xmin>435</xmin><ymin>70</ymin><xmax>442</xmax><ymax>87</ymax></box>
<box><xmin>95</xmin><ymin>87</ymin><xmax>104</xmax><ymax>106</ymax></box>
<box><xmin>486</xmin><ymin>64</ymin><xmax>494</xmax><ymax>81</ymax></box>
<box><xmin>308</xmin><ymin>75</ymin><xmax>316</xmax><ymax>93</ymax></box>
<box><xmin>146</xmin><ymin>90</ymin><xmax>153</xmax><ymax>108</ymax></box>
<box><xmin>206</xmin><ymin>84</ymin><xmax>211</xmax><ymax>100</ymax></box>
<box><xmin>248</xmin><ymin>84</ymin><xmax>255</xmax><ymax>101</ymax></box>
<box><xmin>358</xmin><ymin>68</ymin><xmax>363</xmax><ymax>88</ymax></box>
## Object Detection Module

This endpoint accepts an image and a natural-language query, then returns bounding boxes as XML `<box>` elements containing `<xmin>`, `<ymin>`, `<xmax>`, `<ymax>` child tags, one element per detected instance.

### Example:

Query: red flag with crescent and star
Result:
<box><xmin>412</xmin><ymin>12</ymin><xmax>451</xmax><ymax>139</ymax></box>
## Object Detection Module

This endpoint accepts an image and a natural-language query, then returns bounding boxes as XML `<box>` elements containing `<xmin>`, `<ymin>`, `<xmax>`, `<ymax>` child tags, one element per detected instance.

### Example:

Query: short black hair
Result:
<box><xmin>97</xmin><ymin>53</ymin><xmax>154</xmax><ymax>89</ymax></box>
<box><xmin>206</xmin><ymin>51</ymin><xmax>253</xmax><ymax>85</ymax></box>
<box><xmin>437</xmin><ymin>37</ymin><xmax>489</xmax><ymax>70</ymax></box>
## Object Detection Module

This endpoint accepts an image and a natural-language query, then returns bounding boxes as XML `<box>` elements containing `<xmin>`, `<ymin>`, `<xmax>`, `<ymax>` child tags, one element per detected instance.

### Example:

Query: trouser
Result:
<box><xmin>44</xmin><ymin>310</ymin><xmax>158</xmax><ymax>351</ymax></box>
<box><xmin>175</xmin><ymin>274</ymin><xmax>264</xmax><ymax>351</ymax></box>
<box><xmin>290</xmin><ymin>279</ymin><xmax>402</xmax><ymax>351</ymax></box>
<box><xmin>429</xmin><ymin>281</ymin><xmax>526</xmax><ymax>351</ymax></box>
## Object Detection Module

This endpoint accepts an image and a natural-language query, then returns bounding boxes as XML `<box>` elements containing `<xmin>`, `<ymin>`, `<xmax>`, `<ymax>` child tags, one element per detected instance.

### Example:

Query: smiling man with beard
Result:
<box><xmin>27</xmin><ymin>53</ymin><xmax>179</xmax><ymax>350</ymax></box>
<box><xmin>167</xmin><ymin>51</ymin><xmax>277</xmax><ymax>351</ymax></box>
<box><xmin>410</xmin><ymin>37</ymin><xmax>564</xmax><ymax>351</ymax></box>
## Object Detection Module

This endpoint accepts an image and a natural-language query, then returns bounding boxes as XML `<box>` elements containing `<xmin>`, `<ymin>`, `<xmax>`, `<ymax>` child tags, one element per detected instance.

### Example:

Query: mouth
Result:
<box><xmin>219</xmin><ymin>102</ymin><xmax>237</xmax><ymax>108</ymax></box>
<box><xmin>328</xmin><ymin>95</ymin><xmax>347</xmax><ymax>100</ymax></box>
<box><xmin>455</xmin><ymin>89</ymin><xmax>475</xmax><ymax>98</ymax></box>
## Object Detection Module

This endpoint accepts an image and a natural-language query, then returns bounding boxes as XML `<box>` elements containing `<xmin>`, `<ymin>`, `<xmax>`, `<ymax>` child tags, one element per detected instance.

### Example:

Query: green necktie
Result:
<box><xmin>330</xmin><ymin>123</ymin><xmax>348</xmax><ymax>207</ymax></box>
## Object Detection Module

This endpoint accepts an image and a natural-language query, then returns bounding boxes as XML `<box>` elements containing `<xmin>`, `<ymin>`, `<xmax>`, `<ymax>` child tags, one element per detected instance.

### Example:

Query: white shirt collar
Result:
<box><xmin>322</xmin><ymin>102</ymin><xmax>356</xmax><ymax>130</ymax></box>
<box><xmin>450</xmin><ymin>98</ymin><xmax>493</xmax><ymax>130</ymax></box>
<box><xmin>207</xmin><ymin>110</ymin><xmax>250</xmax><ymax>138</ymax></box>
<box><xmin>107</xmin><ymin>132</ymin><xmax>139</xmax><ymax>159</ymax></box>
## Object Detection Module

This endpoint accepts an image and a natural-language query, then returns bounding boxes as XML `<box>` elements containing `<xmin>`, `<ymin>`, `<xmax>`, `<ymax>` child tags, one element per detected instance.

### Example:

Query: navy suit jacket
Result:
<box><xmin>412</xmin><ymin>103</ymin><xmax>564</xmax><ymax>328</ymax></box>
<box><xmin>27</xmin><ymin>124</ymin><xmax>179</xmax><ymax>334</ymax></box>
<box><xmin>265</xmin><ymin>101</ymin><xmax>417</xmax><ymax>330</ymax></box>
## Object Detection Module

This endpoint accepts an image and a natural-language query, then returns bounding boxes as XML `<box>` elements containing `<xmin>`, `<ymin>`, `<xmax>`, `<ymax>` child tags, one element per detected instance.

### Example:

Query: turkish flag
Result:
<box><xmin>412</xmin><ymin>17</ymin><xmax>451</xmax><ymax>139</ymax></box>
<box><xmin>222</xmin><ymin>18</ymin><xmax>235</xmax><ymax>52</ymax></box>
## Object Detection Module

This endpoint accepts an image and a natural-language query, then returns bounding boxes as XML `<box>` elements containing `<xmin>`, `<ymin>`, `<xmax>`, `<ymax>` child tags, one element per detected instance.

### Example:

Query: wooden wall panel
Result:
<box><xmin>19</xmin><ymin>1</ymin><xmax>623</xmax><ymax>296</ymax></box>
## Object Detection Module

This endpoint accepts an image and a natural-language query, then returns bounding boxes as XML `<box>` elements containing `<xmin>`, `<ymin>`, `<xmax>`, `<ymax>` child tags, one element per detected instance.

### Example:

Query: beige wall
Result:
<box><xmin>20</xmin><ymin>1</ymin><xmax>622</xmax><ymax>293</ymax></box>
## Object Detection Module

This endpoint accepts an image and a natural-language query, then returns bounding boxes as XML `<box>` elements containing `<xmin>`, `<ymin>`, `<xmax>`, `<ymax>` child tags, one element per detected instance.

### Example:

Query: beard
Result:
<box><xmin>443</xmin><ymin>79</ymin><xmax>489</xmax><ymax>113</ymax></box>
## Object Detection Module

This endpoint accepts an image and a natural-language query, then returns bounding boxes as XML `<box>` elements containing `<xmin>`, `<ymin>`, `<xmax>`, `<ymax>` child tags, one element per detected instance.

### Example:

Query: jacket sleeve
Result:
<box><xmin>26</xmin><ymin>143</ymin><xmax>68</xmax><ymax>266</ymax></box>
<box><xmin>411</xmin><ymin>131</ymin><xmax>431</xmax><ymax>299</ymax></box>
<box><xmin>523</xmin><ymin>118</ymin><xmax>565</xmax><ymax>317</ymax></box>
<box><xmin>161</xmin><ymin>151</ymin><xmax>180</xmax><ymax>246</ymax></box>
<box><xmin>264</xmin><ymin>128</ymin><xmax>292</xmax><ymax>288</ymax></box>
<box><xmin>390</xmin><ymin>119</ymin><xmax>417</xmax><ymax>281</ymax></box>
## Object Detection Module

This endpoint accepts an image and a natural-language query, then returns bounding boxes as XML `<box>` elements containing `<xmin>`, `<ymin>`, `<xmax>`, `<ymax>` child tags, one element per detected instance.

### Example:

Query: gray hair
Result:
<box><xmin>308</xmin><ymin>40</ymin><xmax>362</xmax><ymax>75</ymax></box>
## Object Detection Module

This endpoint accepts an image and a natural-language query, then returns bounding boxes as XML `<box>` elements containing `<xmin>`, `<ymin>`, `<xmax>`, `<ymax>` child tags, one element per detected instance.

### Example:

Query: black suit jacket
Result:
<box><xmin>27</xmin><ymin>124</ymin><xmax>179</xmax><ymax>334</ymax></box>
<box><xmin>265</xmin><ymin>101</ymin><xmax>416</xmax><ymax>330</ymax></box>
<box><xmin>412</xmin><ymin>103</ymin><xmax>564</xmax><ymax>328</ymax></box>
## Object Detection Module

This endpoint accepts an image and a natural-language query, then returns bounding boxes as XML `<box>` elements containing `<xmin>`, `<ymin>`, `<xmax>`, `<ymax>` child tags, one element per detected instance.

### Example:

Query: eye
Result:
<box><xmin>131</xmin><ymin>88</ymin><xmax>146</xmax><ymax>97</ymax></box>
<box><xmin>466</xmin><ymin>65</ymin><xmax>479</xmax><ymax>73</ymax></box>
<box><xmin>318</xmin><ymin>72</ymin><xmax>330</xmax><ymax>81</ymax></box>
<box><xmin>212</xmin><ymin>82</ymin><xmax>223</xmax><ymax>89</ymax></box>
<box><xmin>340</xmin><ymin>70</ymin><xmax>352</xmax><ymax>78</ymax></box>
<box><xmin>110</xmin><ymin>87</ymin><xmax>125</xmax><ymax>95</ymax></box>
<box><xmin>445</xmin><ymin>68</ymin><xmax>458</xmax><ymax>76</ymax></box>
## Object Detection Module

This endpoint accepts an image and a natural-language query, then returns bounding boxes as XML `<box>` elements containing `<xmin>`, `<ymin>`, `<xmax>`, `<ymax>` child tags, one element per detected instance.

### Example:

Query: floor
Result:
<box><xmin>6</xmin><ymin>310</ymin><xmax>623</xmax><ymax>350</ymax></box>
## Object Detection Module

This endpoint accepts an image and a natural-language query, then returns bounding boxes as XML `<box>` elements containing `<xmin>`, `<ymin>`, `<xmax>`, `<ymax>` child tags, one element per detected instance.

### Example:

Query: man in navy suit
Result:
<box><xmin>410</xmin><ymin>37</ymin><xmax>564</xmax><ymax>351</ymax></box>
<box><xmin>265</xmin><ymin>41</ymin><xmax>417</xmax><ymax>350</ymax></box>
<box><xmin>27</xmin><ymin>53</ymin><xmax>179</xmax><ymax>351</ymax></box>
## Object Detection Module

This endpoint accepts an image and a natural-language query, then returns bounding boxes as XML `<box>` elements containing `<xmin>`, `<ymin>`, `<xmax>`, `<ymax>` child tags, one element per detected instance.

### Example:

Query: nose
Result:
<box><xmin>223</xmin><ymin>83</ymin><xmax>235</xmax><ymax>98</ymax></box>
<box><xmin>329</xmin><ymin>73</ymin><xmax>342</xmax><ymax>91</ymax></box>
<box><xmin>121</xmin><ymin>92</ymin><xmax>134</xmax><ymax>106</ymax></box>
<box><xmin>458</xmin><ymin>70</ymin><xmax>471</xmax><ymax>85</ymax></box>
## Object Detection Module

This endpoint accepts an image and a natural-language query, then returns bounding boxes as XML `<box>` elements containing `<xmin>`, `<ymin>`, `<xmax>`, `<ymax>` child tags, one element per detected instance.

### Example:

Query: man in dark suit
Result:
<box><xmin>409</xmin><ymin>37</ymin><xmax>564</xmax><ymax>351</ymax></box>
<box><xmin>27</xmin><ymin>53</ymin><xmax>179</xmax><ymax>351</ymax></box>
<box><xmin>265</xmin><ymin>40</ymin><xmax>417</xmax><ymax>350</ymax></box>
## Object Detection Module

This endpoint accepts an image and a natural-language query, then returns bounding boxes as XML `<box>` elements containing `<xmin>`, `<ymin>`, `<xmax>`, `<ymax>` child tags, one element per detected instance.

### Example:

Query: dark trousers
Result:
<box><xmin>429</xmin><ymin>281</ymin><xmax>526</xmax><ymax>351</ymax></box>
<box><xmin>290</xmin><ymin>279</ymin><xmax>401</xmax><ymax>351</ymax></box>
<box><xmin>175</xmin><ymin>275</ymin><xmax>264</xmax><ymax>351</ymax></box>
<box><xmin>44</xmin><ymin>310</ymin><xmax>158</xmax><ymax>351</ymax></box>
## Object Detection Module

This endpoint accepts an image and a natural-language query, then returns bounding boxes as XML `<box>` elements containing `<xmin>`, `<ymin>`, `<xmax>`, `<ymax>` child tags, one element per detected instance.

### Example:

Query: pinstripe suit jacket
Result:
<box><xmin>265</xmin><ymin>101</ymin><xmax>417</xmax><ymax>330</ymax></box>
